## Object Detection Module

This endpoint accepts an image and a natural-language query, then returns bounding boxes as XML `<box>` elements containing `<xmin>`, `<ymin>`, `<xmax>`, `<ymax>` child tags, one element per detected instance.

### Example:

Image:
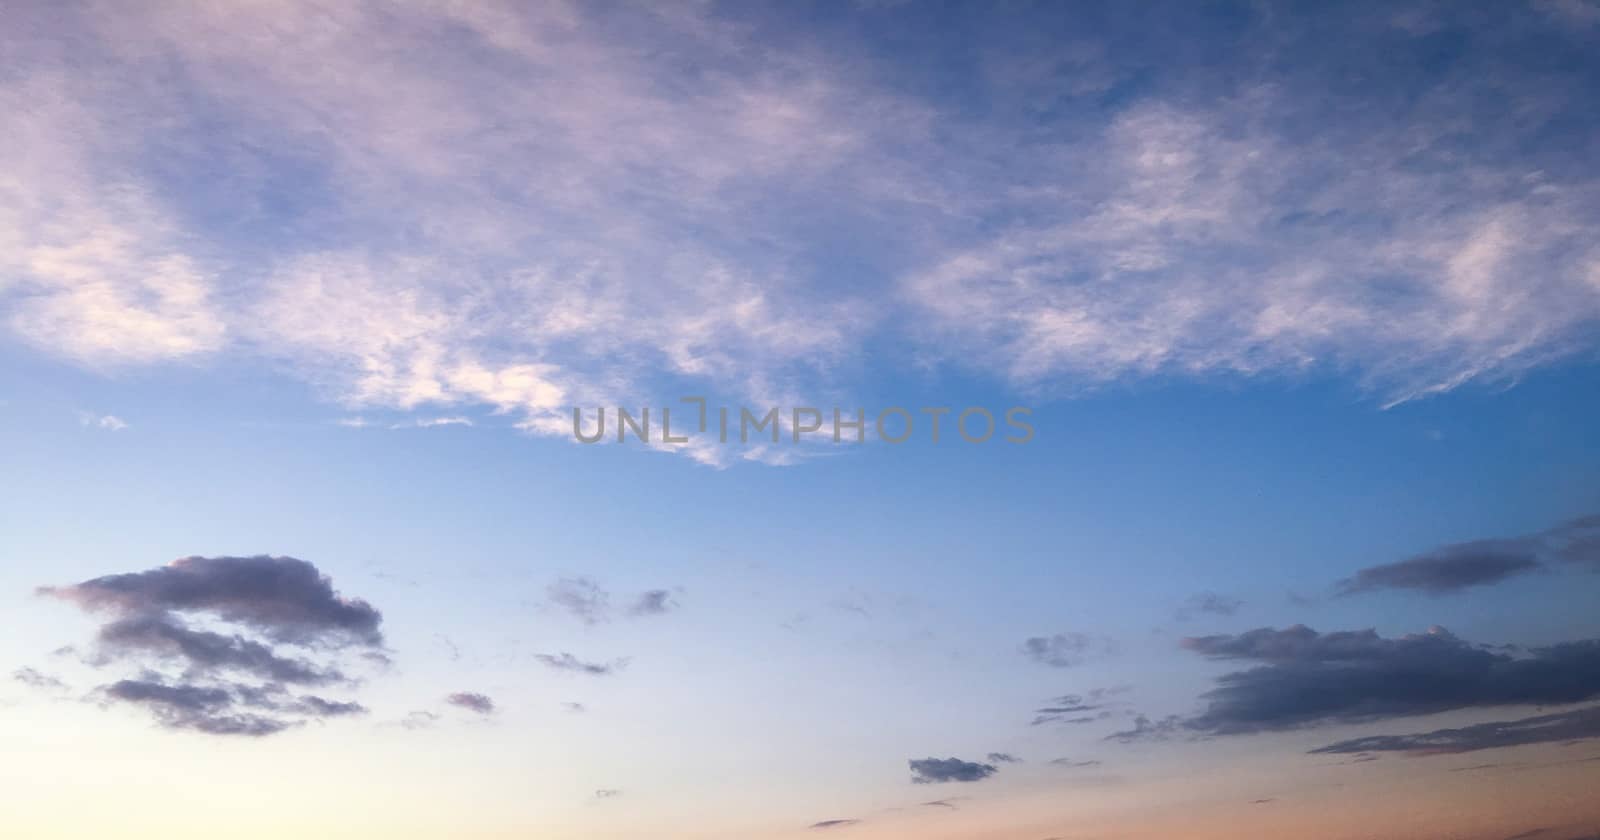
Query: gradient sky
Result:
<box><xmin>3</xmin><ymin>2</ymin><xmax>1600</xmax><ymax>839</ymax></box>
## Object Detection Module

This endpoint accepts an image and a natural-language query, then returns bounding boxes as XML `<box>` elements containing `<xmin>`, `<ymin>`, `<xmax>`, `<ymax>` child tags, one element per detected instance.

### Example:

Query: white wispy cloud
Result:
<box><xmin>904</xmin><ymin>99</ymin><xmax>1600</xmax><ymax>404</ymax></box>
<box><xmin>2</xmin><ymin>2</ymin><xmax>1597</xmax><ymax>460</ymax></box>
<box><xmin>77</xmin><ymin>412</ymin><xmax>128</xmax><ymax>432</ymax></box>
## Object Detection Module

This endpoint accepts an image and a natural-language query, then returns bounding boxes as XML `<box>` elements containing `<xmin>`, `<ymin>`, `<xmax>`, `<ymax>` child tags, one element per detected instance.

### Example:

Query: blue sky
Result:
<box><xmin>3</xmin><ymin>2</ymin><xmax>1600</xmax><ymax>838</ymax></box>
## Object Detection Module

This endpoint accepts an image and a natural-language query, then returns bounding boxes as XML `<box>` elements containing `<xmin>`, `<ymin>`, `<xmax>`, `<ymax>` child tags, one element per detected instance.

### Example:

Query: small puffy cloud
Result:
<box><xmin>1021</xmin><ymin>633</ymin><xmax>1116</xmax><ymax>668</ymax></box>
<box><xmin>37</xmin><ymin>555</ymin><xmax>384</xmax><ymax>736</ymax></box>
<box><xmin>547</xmin><ymin>578</ymin><xmax>680</xmax><ymax>622</ymax></box>
<box><xmin>547</xmin><ymin>577</ymin><xmax>610</xmax><ymax>624</ymax></box>
<box><xmin>445</xmin><ymin>692</ymin><xmax>495</xmax><ymax>714</ymax></box>
<box><xmin>1176</xmin><ymin>592</ymin><xmax>1243</xmax><ymax>620</ymax></box>
<box><xmin>629</xmin><ymin>589</ymin><xmax>677</xmax><ymax>616</ymax></box>
<box><xmin>400</xmin><ymin>710</ymin><xmax>440</xmax><ymax>730</ymax></box>
<box><xmin>908</xmin><ymin>757</ymin><xmax>999</xmax><ymax>784</ymax></box>
<box><xmin>534</xmin><ymin>652</ymin><xmax>626</xmax><ymax>676</ymax></box>
<box><xmin>77</xmin><ymin>412</ymin><xmax>128</xmax><ymax>431</ymax></box>
<box><xmin>1105</xmin><ymin>714</ymin><xmax>1185</xmax><ymax>743</ymax></box>
<box><xmin>12</xmin><ymin>667</ymin><xmax>67</xmax><ymax>692</ymax></box>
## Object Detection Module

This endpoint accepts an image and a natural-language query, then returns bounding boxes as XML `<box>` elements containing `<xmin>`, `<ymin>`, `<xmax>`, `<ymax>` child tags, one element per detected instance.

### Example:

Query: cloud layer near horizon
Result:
<box><xmin>1170</xmin><ymin>625</ymin><xmax>1600</xmax><ymax>736</ymax></box>
<box><xmin>4</xmin><ymin>2</ymin><xmax>1600</xmax><ymax>464</ymax></box>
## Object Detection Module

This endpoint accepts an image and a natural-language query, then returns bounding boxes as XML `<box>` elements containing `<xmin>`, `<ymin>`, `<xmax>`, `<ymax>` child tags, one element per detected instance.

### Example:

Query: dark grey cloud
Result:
<box><xmin>1048</xmin><ymin>758</ymin><xmax>1102</xmax><ymax>768</ymax></box>
<box><xmin>446</xmin><ymin>692</ymin><xmax>496</xmax><ymax>714</ymax></box>
<box><xmin>908</xmin><ymin>757</ymin><xmax>999</xmax><ymax>784</ymax></box>
<box><xmin>1177</xmin><ymin>592</ymin><xmax>1243</xmax><ymax>620</ymax></box>
<box><xmin>40</xmin><ymin>555</ymin><xmax>383</xmax><ymax>645</ymax></box>
<box><xmin>534</xmin><ymin>652</ymin><xmax>626</xmax><ymax>676</ymax></box>
<box><xmin>809</xmin><ymin>820</ymin><xmax>861</xmax><ymax>830</ymax></box>
<box><xmin>1021</xmin><ymin>633</ymin><xmax>1115</xmax><ymax>668</ymax></box>
<box><xmin>38</xmin><ymin>555</ymin><xmax>383</xmax><ymax>736</ymax></box>
<box><xmin>12</xmin><ymin>667</ymin><xmax>67</xmax><ymax>692</ymax></box>
<box><xmin>921</xmin><ymin>798</ymin><xmax>961</xmax><ymax>809</ymax></box>
<box><xmin>1337</xmin><ymin>514</ymin><xmax>1600</xmax><ymax>596</ymax></box>
<box><xmin>986</xmin><ymin>752</ymin><xmax>1022</xmax><ymax>763</ymax></box>
<box><xmin>95</xmin><ymin>614</ymin><xmax>342</xmax><ymax>685</ymax></box>
<box><xmin>1337</xmin><ymin>540</ymin><xmax>1543</xmax><ymax>596</ymax></box>
<box><xmin>105</xmin><ymin>678</ymin><xmax>288</xmax><ymax>736</ymax></box>
<box><xmin>1176</xmin><ymin>625</ymin><xmax>1600</xmax><ymax>734</ymax></box>
<box><xmin>1310</xmin><ymin>705</ymin><xmax>1600</xmax><ymax>756</ymax></box>
<box><xmin>629</xmin><ymin>589</ymin><xmax>677</xmax><ymax>616</ymax></box>
<box><xmin>99</xmin><ymin>677</ymin><xmax>365</xmax><ymax>736</ymax></box>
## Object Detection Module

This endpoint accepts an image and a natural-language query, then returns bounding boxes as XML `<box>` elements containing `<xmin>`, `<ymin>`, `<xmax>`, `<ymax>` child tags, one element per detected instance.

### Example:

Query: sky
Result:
<box><xmin>2</xmin><ymin>1</ymin><xmax>1600</xmax><ymax>838</ymax></box>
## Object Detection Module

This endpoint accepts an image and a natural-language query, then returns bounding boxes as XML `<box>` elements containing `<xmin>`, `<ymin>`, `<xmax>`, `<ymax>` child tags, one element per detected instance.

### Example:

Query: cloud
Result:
<box><xmin>39</xmin><ymin>555</ymin><xmax>384</xmax><ymax>646</ymax></box>
<box><xmin>1021</xmin><ymin>633</ymin><xmax>1116</xmax><ymax>668</ymax></box>
<box><xmin>37</xmin><ymin>555</ymin><xmax>383</xmax><ymax>735</ymax></box>
<box><xmin>1049</xmin><ymin>758</ymin><xmax>1103</xmax><ymax>768</ymax></box>
<box><xmin>547</xmin><ymin>578</ymin><xmax>679</xmax><ymax>623</ymax></box>
<box><xmin>6</xmin><ymin>3</ymin><xmax>1600</xmax><ymax>461</ymax></box>
<box><xmin>1105</xmin><ymin>714</ymin><xmax>1185</xmax><ymax>743</ymax></box>
<box><xmin>986</xmin><ymin>752</ymin><xmax>1022</xmax><ymax>763</ymax></box>
<box><xmin>446</xmin><ymin>692</ymin><xmax>496</xmax><ymax>714</ymax></box>
<box><xmin>562</xmin><ymin>701</ymin><xmax>586</xmax><ymax>713</ymax></box>
<box><xmin>392</xmin><ymin>416</ymin><xmax>474</xmax><ymax>429</ymax></box>
<box><xmin>99</xmin><ymin>677</ymin><xmax>365</xmax><ymax>737</ymax></box>
<box><xmin>902</xmin><ymin>84</ymin><xmax>1600</xmax><ymax>405</ymax></box>
<box><xmin>594</xmin><ymin>789</ymin><xmax>622</xmax><ymax>799</ymax></box>
<box><xmin>809</xmin><ymin>820</ymin><xmax>861</xmax><ymax>830</ymax></box>
<box><xmin>908</xmin><ymin>757</ymin><xmax>999</xmax><ymax>784</ymax></box>
<box><xmin>629</xmin><ymin>589</ymin><xmax>677</xmax><ymax>616</ymax></box>
<box><xmin>1030</xmin><ymin>686</ymin><xmax>1132</xmax><ymax>726</ymax></box>
<box><xmin>1338</xmin><ymin>539</ymin><xmax>1544</xmax><ymax>596</ymax></box>
<box><xmin>1310</xmin><ymin>705</ymin><xmax>1600</xmax><ymax>756</ymax></box>
<box><xmin>534</xmin><ymin>653</ymin><xmax>626</xmax><ymax>676</ymax></box>
<box><xmin>547</xmin><ymin>577</ymin><xmax>610</xmax><ymax>625</ymax></box>
<box><xmin>12</xmin><ymin>667</ymin><xmax>67</xmax><ymax>692</ymax></box>
<box><xmin>77</xmin><ymin>412</ymin><xmax>128</xmax><ymax>431</ymax></box>
<box><xmin>399</xmin><ymin>710</ymin><xmax>440</xmax><ymax>730</ymax></box>
<box><xmin>1337</xmin><ymin>514</ymin><xmax>1600</xmax><ymax>595</ymax></box>
<box><xmin>1175</xmin><ymin>625</ymin><xmax>1600</xmax><ymax>734</ymax></box>
<box><xmin>1176</xmin><ymin>592</ymin><xmax>1243</xmax><ymax>620</ymax></box>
